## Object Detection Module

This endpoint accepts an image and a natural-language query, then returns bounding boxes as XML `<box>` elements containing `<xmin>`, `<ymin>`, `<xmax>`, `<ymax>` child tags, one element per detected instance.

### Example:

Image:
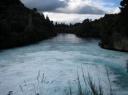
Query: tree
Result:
<box><xmin>120</xmin><ymin>0</ymin><xmax>128</xmax><ymax>16</ymax></box>
<box><xmin>46</xmin><ymin>16</ymin><xmax>50</xmax><ymax>22</ymax></box>
<box><xmin>120</xmin><ymin>0</ymin><xmax>128</xmax><ymax>35</ymax></box>
<box><xmin>33</xmin><ymin>8</ymin><xmax>37</xmax><ymax>12</ymax></box>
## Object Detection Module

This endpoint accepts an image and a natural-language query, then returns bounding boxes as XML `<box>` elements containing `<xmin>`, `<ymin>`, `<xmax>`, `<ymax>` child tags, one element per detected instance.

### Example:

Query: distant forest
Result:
<box><xmin>0</xmin><ymin>0</ymin><xmax>128</xmax><ymax>51</ymax></box>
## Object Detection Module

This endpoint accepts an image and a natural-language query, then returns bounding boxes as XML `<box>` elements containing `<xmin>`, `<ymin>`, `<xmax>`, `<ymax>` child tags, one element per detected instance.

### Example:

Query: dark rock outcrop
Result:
<box><xmin>100</xmin><ymin>32</ymin><xmax>128</xmax><ymax>52</ymax></box>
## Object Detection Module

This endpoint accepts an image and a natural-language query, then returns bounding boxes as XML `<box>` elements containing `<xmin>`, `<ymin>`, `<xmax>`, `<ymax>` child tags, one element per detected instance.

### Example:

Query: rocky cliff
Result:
<box><xmin>100</xmin><ymin>32</ymin><xmax>128</xmax><ymax>52</ymax></box>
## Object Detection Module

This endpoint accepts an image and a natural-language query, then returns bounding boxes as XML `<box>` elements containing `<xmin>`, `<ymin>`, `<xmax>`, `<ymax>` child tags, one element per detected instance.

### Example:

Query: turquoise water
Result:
<box><xmin>0</xmin><ymin>34</ymin><xmax>128</xmax><ymax>95</ymax></box>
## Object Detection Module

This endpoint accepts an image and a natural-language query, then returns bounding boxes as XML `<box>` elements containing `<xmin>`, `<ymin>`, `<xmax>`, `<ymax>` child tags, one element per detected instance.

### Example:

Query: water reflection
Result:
<box><xmin>52</xmin><ymin>33</ymin><xmax>84</xmax><ymax>43</ymax></box>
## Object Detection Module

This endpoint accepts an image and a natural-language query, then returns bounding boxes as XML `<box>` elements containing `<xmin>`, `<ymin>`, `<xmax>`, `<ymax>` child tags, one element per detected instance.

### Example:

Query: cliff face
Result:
<box><xmin>99</xmin><ymin>14</ymin><xmax>128</xmax><ymax>52</ymax></box>
<box><xmin>101</xmin><ymin>32</ymin><xmax>128</xmax><ymax>52</ymax></box>
<box><xmin>0</xmin><ymin>0</ymin><xmax>56</xmax><ymax>49</ymax></box>
<box><xmin>100</xmin><ymin>0</ymin><xmax>128</xmax><ymax>52</ymax></box>
<box><xmin>113</xmin><ymin>37</ymin><xmax>128</xmax><ymax>51</ymax></box>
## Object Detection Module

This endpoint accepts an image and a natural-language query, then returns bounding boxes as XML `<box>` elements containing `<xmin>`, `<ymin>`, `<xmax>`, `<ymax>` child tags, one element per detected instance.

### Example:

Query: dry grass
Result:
<box><xmin>66</xmin><ymin>66</ymin><xmax>113</xmax><ymax>95</ymax></box>
<box><xmin>7</xmin><ymin>67</ymin><xmax>113</xmax><ymax>95</ymax></box>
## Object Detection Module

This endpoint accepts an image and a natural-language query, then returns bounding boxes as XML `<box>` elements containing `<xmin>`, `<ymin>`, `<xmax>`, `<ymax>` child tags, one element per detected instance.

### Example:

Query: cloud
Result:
<box><xmin>21</xmin><ymin>0</ymin><xmax>120</xmax><ymax>14</ymax></box>
<box><xmin>21</xmin><ymin>0</ymin><xmax>67</xmax><ymax>11</ymax></box>
<box><xmin>107</xmin><ymin>7</ymin><xmax>120</xmax><ymax>14</ymax></box>
<box><xmin>21</xmin><ymin>0</ymin><xmax>106</xmax><ymax>14</ymax></box>
<box><xmin>21</xmin><ymin>0</ymin><xmax>121</xmax><ymax>24</ymax></box>
<box><xmin>55</xmin><ymin>0</ymin><xmax>105</xmax><ymax>14</ymax></box>
<box><xmin>44</xmin><ymin>12</ymin><xmax>104</xmax><ymax>24</ymax></box>
<box><xmin>55</xmin><ymin>5</ymin><xmax>105</xmax><ymax>14</ymax></box>
<box><xmin>88</xmin><ymin>0</ymin><xmax>121</xmax><ymax>14</ymax></box>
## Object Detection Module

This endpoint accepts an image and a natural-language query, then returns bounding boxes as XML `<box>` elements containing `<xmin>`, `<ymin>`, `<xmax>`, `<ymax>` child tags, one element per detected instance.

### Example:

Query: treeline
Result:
<box><xmin>100</xmin><ymin>0</ymin><xmax>128</xmax><ymax>51</ymax></box>
<box><xmin>54</xmin><ymin>23</ymin><xmax>73</xmax><ymax>33</ymax></box>
<box><xmin>0</xmin><ymin>0</ymin><xmax>128</xmax><ymax>51</ymax></box>
<box><xmin>54</xmin><ymin>0</ymin><xmax>128</xmax><ymax>52</ymax></box>
<box><xmin>0</xmin><ymin>0</ymin><xmax>57</xmax><ymax>49</ymax></box>
<box><xmin>54</xmin><ymin>15</ymin><xmax>120</xmax><ymax>39</ymax></box>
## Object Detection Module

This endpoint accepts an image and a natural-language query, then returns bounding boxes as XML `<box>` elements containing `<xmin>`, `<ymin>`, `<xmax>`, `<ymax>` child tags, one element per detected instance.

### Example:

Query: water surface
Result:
<box><xmin>0</xmin><ymin>34</ymin><xmax>128</xmax><ymax>95</ymax></box>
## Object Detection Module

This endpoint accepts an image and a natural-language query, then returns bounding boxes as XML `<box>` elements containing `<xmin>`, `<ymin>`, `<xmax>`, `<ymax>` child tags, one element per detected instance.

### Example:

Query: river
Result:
<box><xmin>0</xmin><ymin>34</ymin><xmax>128</xmax><ymax>95</ymax></box>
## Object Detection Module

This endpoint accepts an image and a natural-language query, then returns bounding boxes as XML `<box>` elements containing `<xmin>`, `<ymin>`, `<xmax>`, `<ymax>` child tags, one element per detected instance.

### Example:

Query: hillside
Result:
<box><xmin>0</xmin><ymin>0</ymin><xmax>57</xmax><ymax>49</ymax></box>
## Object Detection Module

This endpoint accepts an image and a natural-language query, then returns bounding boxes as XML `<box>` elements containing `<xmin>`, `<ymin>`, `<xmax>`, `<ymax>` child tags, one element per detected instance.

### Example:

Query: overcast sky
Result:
<box><xmin>21</xmin><ymin>0</ymin><xmax>121</xmax><ymax>23</ymax></box>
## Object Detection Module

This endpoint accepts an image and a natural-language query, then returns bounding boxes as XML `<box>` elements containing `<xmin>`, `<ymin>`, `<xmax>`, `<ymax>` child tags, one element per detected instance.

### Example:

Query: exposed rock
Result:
<box><xmin>100</xmin><ymin>32</ymin><xmax>128</xmax><ymax>52</ymax></box>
